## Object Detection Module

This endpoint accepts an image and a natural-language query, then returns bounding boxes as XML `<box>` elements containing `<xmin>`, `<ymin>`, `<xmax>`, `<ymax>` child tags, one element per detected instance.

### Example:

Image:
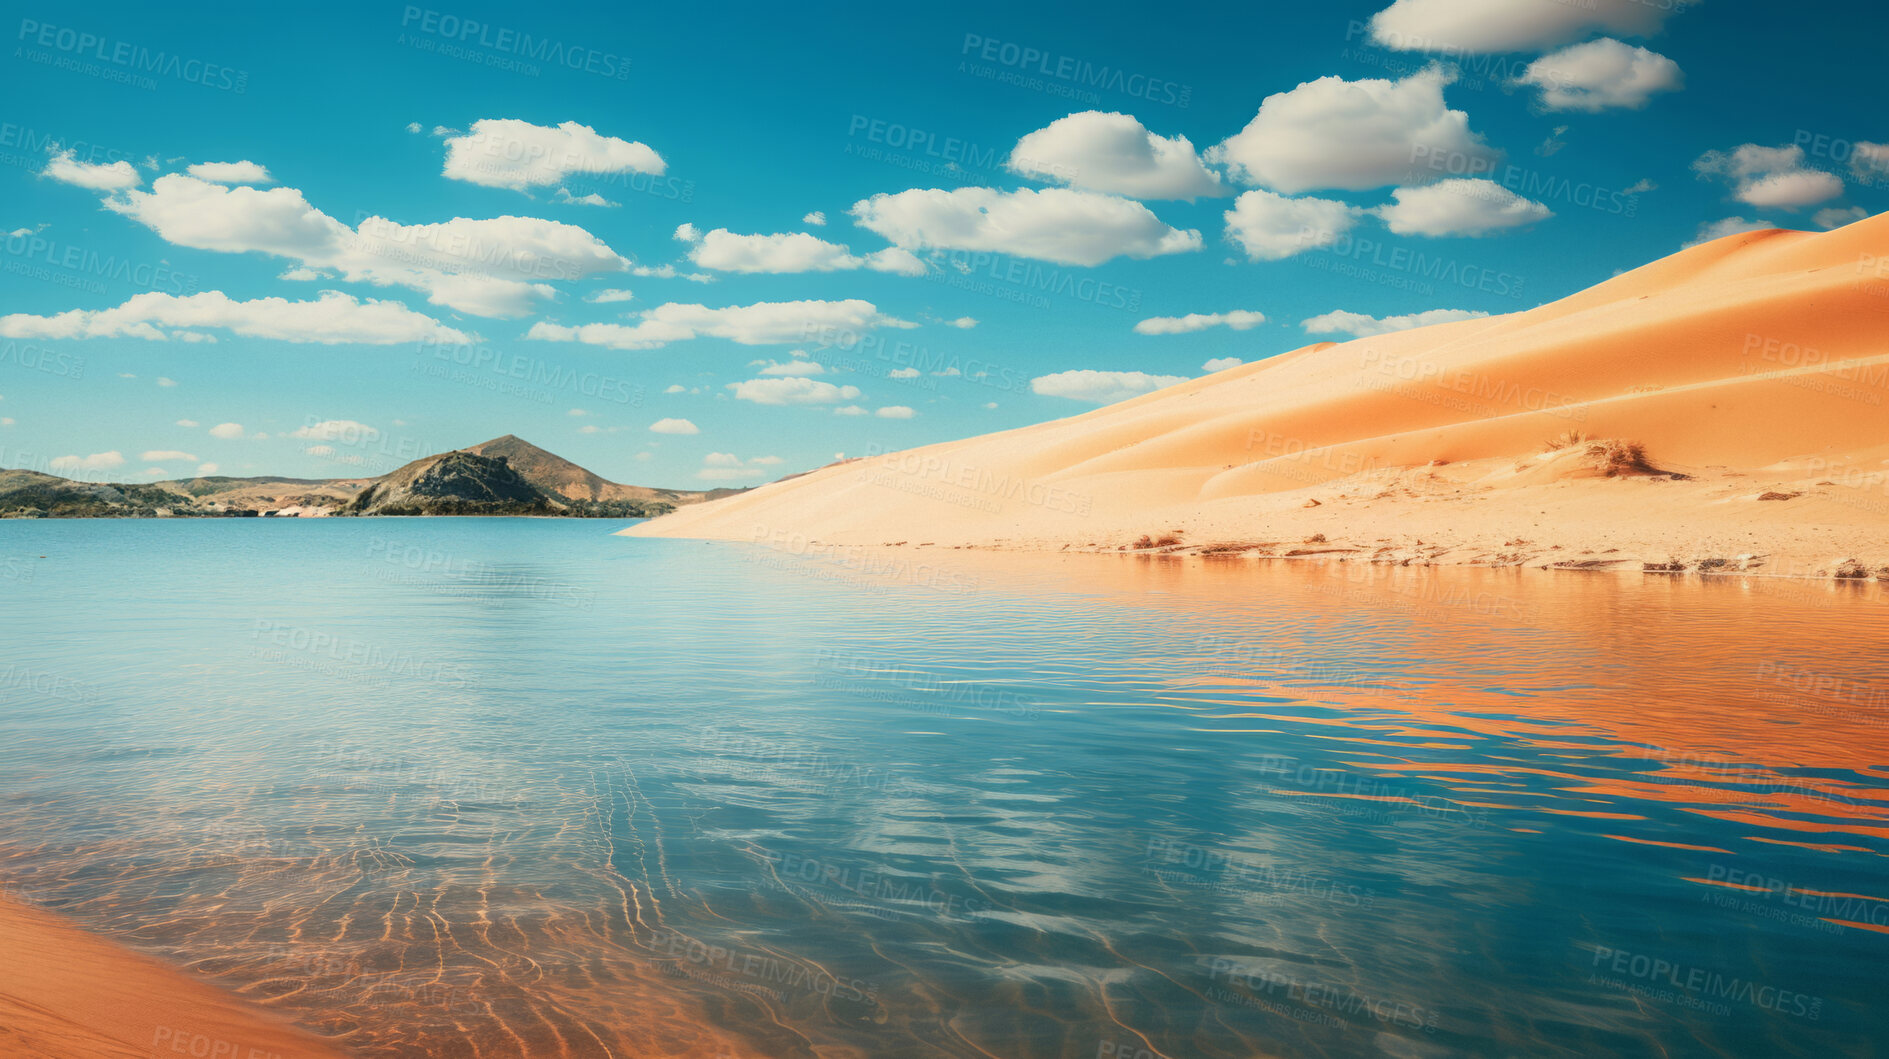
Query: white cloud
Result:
<box><xmin>945</xmin><ymin>316</ymin><xmax>977</xmax><ymax>328</ymax></box>
<box><xmin>727</xmin><ymin>378</ymin><xmax>863</xmax><ymax>405</ymax></box>
<box><xmin>567</xmin><ymin>408</ymin><xmax>590</xmax><ymax>416</ymax></box>
<box><xmin>663</xmin><ymin>384</ymin><xmax>687</xmax><ymax>394</ymax></box>
<box><xmin>406</xmin><ymin>122</ymin><xmax>423</xmax><ymax>134</ymax></box>
<box><xmin>1814</xmin><ymin>205</ymin><xmax>1869</xmax><ymax>229</ymax></box>
<box><xmin>101</xmin><ymin>173</ymin><xmax>625</xmax><ymax>317</ymax></box>
<box><xmin>156</xmin><ymin>376</ymin><xmax>177</xmax><ymax>387</ymax></box>
<box><xmin>441</xmin><ymin>119</ymin><xmax>665</xmax><ymax>192</ymax></box>
<box><xmin>1851</xmin><ymin>143</ymin><xmax>1889</xmax><ymax>185</ymax></box>
<box><xmin>1201</xmin><ymin>357</ymin><xmax>1243</xmax><ymax>372</ymax></box>
<box><xmin>289</xmin><ymin>420</ymin><xmax>378</xmax><ymax>442</ymax></box>
<box><xmin>875</xmin><ymin>405</ymin><xmax>915</xmax><ymax>418</ymax></box>
<box><xmin>0</xmin><ymin>290</ymin><xmax>472</xmax><ymax>345</ymax></box>
<box><xmin>1009</xmin><ymin>111</ymin><xmax>1224</xmax><ymax>200</ymax></box>
<box><xmin>1030</xmin><ymin>369</ymin><xmax>1187</xmax><ymax>404</ymax></box>
<box><xmin>631</xmin><ymin>263</ymin><xmax>716</xmax><ymax>282</ymax></box>
<box><xmin>649</xmin><ymin>417</ymin><xmax>699</xmax><ymax>434</ymax></box>
<box><xmin>1515</xmin><ymin>39</ymin><xmax>1683</xmax><ymax>112</ymax></box>
<box><xmin>209</xmin><ymin>423</ymin><xmax>246</xmax><ymax>439</ymax></box>
<box><xmin>757</xmin><ymin>359</ymin><xmax>825</xmax><ymax>376</ymax></box>
<box><xmin>1134</xmin><ymin>310</ymin><xmax>1266</xmax><ymax>335</ymax></box>
<box><xmin>888</xmin><ymin>367</ymin><xmax>921</xmax><ymax>379</ymax></box>
<box><xmin>683</xmin><ymin>228</ymin><xmax>928</xmax><ymax>275</ymax></box>
<box><xmin>1366</xmin><ymin>0</ymin><xmax>1693</xmax><ymax>53</ymax></box>
<box><xmin>1684</xmin><ymin>216</ymin><xmax>1774</xmax><ymax>248</ymax></box>
<box><xmin>833</xmin><ymin>405</ymin><xmax>868</xmax><ymax>416</ymax></box>
<box><xmin>696</xmin><ymin>451</ymin><xmax>776</xmax><ymax>481</ymax></box>
<box><xmin>851</xmin><ymin>186</ymin><xmax>1201</xmax><ymax>266</ymax></box>
<box><xmin>49</xmin><ymin>451</ymin><xmax>125</xmax><ymax>471</ymax></box>
<box><xmin>185</xmin><ymin>160</ymin><xmax>274</xmax><ymax>184</ymax></box>
<box><xmin>1223</xmin><ymin>190</ymin><xmax>1364</xmax><ymax>261</ymax></box>
<box><xmin>1301</xmin><ymin>308</ymin><xmax>1491</xmax><ymax>338</ymax></box>
<box><xmin>195</xmin><ymin>462</ymin><xmax>219</xmax><ymax>474</ymax></box>
<box><xmin>528</xmin><ymin>299</ymin><xmax>913</xmax><ymax>351</ymax></box>
<box><xmin>1375</xmin><ymin>179</ymin><xmax>1553</xmax><ymax>236</ymax></box>
<box><xmin>140</xmin><ymin>449</ymin><xmax>198</xmax><ymax>461</ymax></box>
<box><xmin>803</xmin><ymin>211</ymin><xmax>826</xmax><ymax>226</ymax></box>
<box><xmin>304</xmin><ymin>445</ymin><xmax>335</xmax><ymax>456</ymax></box>
<box><xmin>1694</xmin><ymin>145</ymin><xmax>1844</xmax><ymax>209</ymax></box>
<box><xmin>2</xmin><ymin>418</ymin><xmax>17</xmax><ymax>426</ymax></box>
<box><xmin>42</xmin><ymin>149</ymin><xmax>141</xmax><ymax>191</ymax></box>
<box><xmin>1208</xmin><ymin>67</ymin><xmax>1497</xmax><ymax>193</ymax></box>
<box><xmin>176</xmin><ymin>419</ymin><xmax>199</xmax><ymax>427</ymax></box>
<box><xmin>586</xmin><ymin>288</ymin><xmax>635</xmax><ymax>303</ymax></box>
<box><xmin>552</xmin><ymin>188</ymin><xmax>616</xmax><ymax>207</ymax></box>
<box><xmin>674</xmin><ymin>223</ymin><xmax>700</xmax><ymax>243</ymax></box>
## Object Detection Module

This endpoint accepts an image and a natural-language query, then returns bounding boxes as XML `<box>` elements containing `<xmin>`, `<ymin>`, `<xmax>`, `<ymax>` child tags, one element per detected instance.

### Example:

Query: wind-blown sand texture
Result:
<box><xmin>0</xmin><ymin>895</ymin><xmax>349</xmax><ymax>1059</ymax></box>
<box><xmin>628</xmin><ymin>218</ymin><xmax>1889</xmax><ymax>578</ymax></box>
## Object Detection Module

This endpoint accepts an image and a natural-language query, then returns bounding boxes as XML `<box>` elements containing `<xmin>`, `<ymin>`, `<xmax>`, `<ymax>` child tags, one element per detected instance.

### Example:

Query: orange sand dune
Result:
<box><xmin>630</xmin><ymin>215</ymin><xmax>1889</xmax><ymax>575</ymax></box>
<box><xmin>0</xmin><ymin>895</ymin><xmax>350</xmax><ymax>1059</ymax></box>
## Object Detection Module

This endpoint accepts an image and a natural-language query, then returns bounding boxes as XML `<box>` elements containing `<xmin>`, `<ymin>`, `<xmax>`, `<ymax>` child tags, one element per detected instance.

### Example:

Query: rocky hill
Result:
<box><xmin>0</xmin><ymin>436</ymin><xmax>741</xmax><ymax>518</ymax></box>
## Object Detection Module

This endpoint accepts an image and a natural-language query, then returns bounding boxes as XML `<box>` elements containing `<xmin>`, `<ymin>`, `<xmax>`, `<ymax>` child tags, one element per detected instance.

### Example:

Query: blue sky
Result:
<box><xmin>2</xmin><ymin>0</ymin><xmax>1884</xmax><ymax>487</ymax></box>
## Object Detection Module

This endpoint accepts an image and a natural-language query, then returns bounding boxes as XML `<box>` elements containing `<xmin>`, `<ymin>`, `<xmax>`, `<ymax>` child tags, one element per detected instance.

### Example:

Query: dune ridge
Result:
<box><xmin>629</xmin><ymin>216</ymin><xmax>1889</xmax><ymax>578</ymax></box>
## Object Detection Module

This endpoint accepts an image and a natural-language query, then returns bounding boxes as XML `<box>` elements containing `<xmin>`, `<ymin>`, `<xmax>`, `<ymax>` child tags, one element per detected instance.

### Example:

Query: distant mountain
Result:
<box><xmin>0</xmin><ymin>436</ymin><xmax>746</xmax><ymax>518</ymax></box>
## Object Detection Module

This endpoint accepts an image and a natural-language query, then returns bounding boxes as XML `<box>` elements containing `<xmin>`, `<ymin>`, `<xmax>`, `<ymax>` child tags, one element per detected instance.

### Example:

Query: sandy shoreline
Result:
<box><xmin>0</xmin><ymin>895</ymin><xmax>350</xmax><ymax>1059</ymax></box>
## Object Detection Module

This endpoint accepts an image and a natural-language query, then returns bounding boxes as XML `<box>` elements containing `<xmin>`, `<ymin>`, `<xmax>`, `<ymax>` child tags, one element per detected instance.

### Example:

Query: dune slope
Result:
<box><xmin>629</xmin><ymin>218</ymin><xmax>1889</xmax><ymax>576</ymax></box>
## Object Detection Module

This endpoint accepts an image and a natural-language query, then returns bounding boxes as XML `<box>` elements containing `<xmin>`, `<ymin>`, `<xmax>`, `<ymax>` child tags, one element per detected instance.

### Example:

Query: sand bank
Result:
<box><xmin>0</xmin><ymin>895</ymin><xmax>350</xmax><ymax>1059</ymax></box>
<box><xmin>627</xmin><ymin>216</ymin><xmax>1889</xmax><ymax>580</ymax></box>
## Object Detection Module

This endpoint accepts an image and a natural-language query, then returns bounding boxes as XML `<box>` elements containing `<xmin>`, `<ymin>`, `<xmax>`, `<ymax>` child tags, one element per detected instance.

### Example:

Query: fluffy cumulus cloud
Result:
<box><xmin>1008</xmin><ymin>111</ymin><xmax>1224</xmax><ymax>200</ymax></box>
<box><xmin>586</xmin><ymin>288</ymin><xmax>635</xmax><ymax>303</ymax></box>
<box><xmin>1694</xmin><ymin>145</ymin><xmax>1845</xmax><ymax>209</ymax></box>
<box><xmin>851</xmin><ymin>186</ymin><xmax>1201</xmax><ymax>267</ymax></box>
<box><xmin>1515</xmin><ymin>39</ymin><xmax>1683</xmax><ymax>112</ymax></box>
<box><xmin>1208</xmin><ymin>67</ymin><xmax>1498</xmax><ymax>193</ymax></box>
<box><xmin>50</xmin><ymin>451</ymin><xmax>126</xmax><ymax>471</ymax></box>
<box><xmin>696</xmin><ymin>452</ymin><xmax>782</xmax><ymax>482</ymax></box>
<box><xmin>1201</xmin><ymin>357</ymin><xmax>1243</xmax><ymax>373</ymax></box>
<box><xmin>42</xmin><ymin>148</ymin><xmax>141</xmax><ymax>191</ymax></box>
<box><xmin>802</xmin><ymin>211</ymin><xmax>826</xmax><ymax>226</ymax></box>
<box><xmin>1301</xmin><ymin>308</ymin><xmax>1492</xmax><ymax>338</ymax></box>
<box><xmin>186</xmin><ymin>160</ymin><xmax>274</xmax><ymax>184</ymax></box>
<box><xmin>528</xmin><ymin>299</ymin><xmax>913</xmax><ymax>351</ymax></box>
<box><xmin>727</xmin><ymin>377</ymin><xmax>863</xmax><ymax>405</ymax></box>
<box><xmin>757</xmin><ymin>358</ymin><xmax>824</xmax><ymax>375</ymax></box>
<box><xmin>290</xmin><ymin>420</ymin><xmax>379</xmax><ymax>441</ymax></box>
<box><xmin>209</xmin><ymin>423</ymin><xmax>246</xmax><ymax>439</ymax></box>
<box><xmin>95</xmin><ymin>173</ymin><xmax>626</xmax><ymax>317</ymax></box>
<box><xmin>1133</xmin><ymin>310</ymin><xmax>1266</xmax><ymax>335</ymax></box>
<box><xmin>1030</xmin><ymin>369</ymin><xmax>1187</xmax><ymax>404</ymax></box>
<box><xmin>1815</xmin><ymin>205</ymin><xmax>1869</xmax><ymax>229</ymax></box>
<box><xmin>1223</xmin><ymin>190</ymin><xmax>1364</xmax><ymax>261</ymax></box>
<box><xmin>875</xmin><ymin>405</ymin><xmax>915</xmax><ymax>419</ymax></box>
<box><xmin>140</xmin><ymin>449</ymin><xmax>198</xmax><ymax>461</ymax></box>
<box><xmin>648</xmin><ymin>417</ymin><xmax>699</xmax><ymax>434</ymax></box>
<box><xmin>1684</xmin><ymin>216</ymin><xmax>1774</xmax><ymax>248</ymax></box>
<box><xmin>0</xmin><ymin>291</ymin><xmax>472</xmax><ymax>345</ymax></box>
<box><xmin>441</xmin><ymin>119</ymin><xmax>665</xmax><ymax>194</ymax></box>
<box><xmin>1375</xmin><ymin>179</ymin><xmax>1553</xmax><ymax>236</ymax></box>
<box><xmin>1367</xmin><ymin>0</ymin><xmax>1693</xmax><ymax>53</ymax></box>
<box><xmin>1851</xmin><ymin>143</ymin><xmax>1889</xmax><ymax>185</ymax></box>
<box><xmin>678</xmin><ymin>225</ymin><xmax>927</xmax><ymax>275</ymax></box>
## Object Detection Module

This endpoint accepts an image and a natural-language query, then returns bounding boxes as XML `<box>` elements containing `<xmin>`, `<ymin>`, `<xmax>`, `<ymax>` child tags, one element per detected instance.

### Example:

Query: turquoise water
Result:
<box><xmin>1</xmin><ymin>518</ymin><xmax>1886</xmax><ymax>1058</ymax></box>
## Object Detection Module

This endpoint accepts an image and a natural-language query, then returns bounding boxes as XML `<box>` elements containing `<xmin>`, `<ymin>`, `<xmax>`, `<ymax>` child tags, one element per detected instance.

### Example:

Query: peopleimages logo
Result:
<box><xmin>398</xmin><ymin>8</ymin><xmax>630</xmax><ymax>79</ymax></box>
<box><xmin>16</xmin><ymin>18</ymin><xmax>248</xmax><ymax>92</ymax></box>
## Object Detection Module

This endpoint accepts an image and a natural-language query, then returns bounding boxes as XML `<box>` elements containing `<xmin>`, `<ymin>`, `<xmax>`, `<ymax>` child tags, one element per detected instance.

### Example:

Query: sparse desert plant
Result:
<box><xmin>1585</xmin><ymin>439</ymin><xmax>1652</xmax><ymax>477</ymax></box>
<box><xmin>1542</xmin><ymin>430</ymin><xmax>1592</xmax><ymax>451</ymax></box>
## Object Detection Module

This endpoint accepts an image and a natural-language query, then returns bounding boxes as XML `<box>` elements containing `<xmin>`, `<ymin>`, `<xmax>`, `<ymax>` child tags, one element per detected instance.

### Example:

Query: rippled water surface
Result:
<box><xmin>2</xmin><ymin>518</ymin><xmax>1887</xmax><ymax>1058</ymax></box>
